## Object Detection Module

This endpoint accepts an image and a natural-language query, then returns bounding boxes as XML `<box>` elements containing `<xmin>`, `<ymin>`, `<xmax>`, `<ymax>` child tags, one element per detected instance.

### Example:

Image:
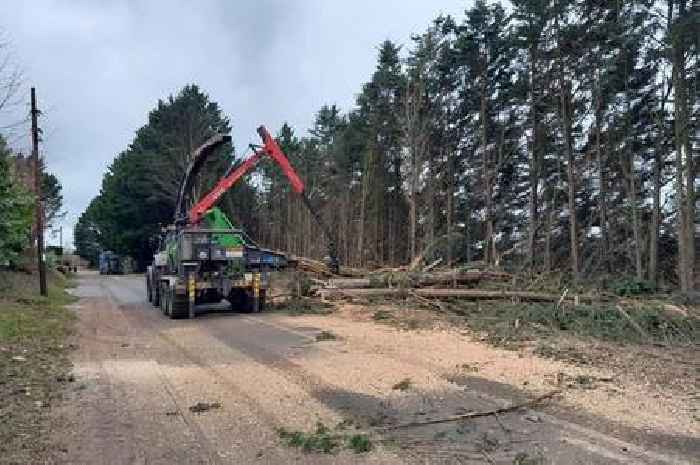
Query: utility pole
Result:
<box><xmin>31</xmin><ymin>87</ymin><xmax>47</xmax><ymax>296</ymax></box>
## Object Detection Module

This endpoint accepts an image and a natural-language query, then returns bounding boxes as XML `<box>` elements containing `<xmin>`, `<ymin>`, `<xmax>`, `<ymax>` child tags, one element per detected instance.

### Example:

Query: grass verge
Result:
<box><xmin>0</xmin><ymin>270</ymin><xmax>77</xmax><ymax>465</ymax></box>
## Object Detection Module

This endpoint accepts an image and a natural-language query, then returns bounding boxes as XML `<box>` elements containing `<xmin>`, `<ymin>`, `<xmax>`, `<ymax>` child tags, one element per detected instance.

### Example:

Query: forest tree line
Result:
<box><xmin>76</xmin><ymin>0</ymin><xmax>699</xmax><ymax>291</ymax></box>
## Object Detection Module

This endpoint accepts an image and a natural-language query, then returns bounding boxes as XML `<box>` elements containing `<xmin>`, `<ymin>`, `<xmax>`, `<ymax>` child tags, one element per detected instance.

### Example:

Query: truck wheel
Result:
<box><xmin>257</xmin><ymin>290</ymin><xmax>267</xmax><ymax>312</ymax></box>
<box><xmin>152</xmin><ymin>279</ymin><xmax>161</xmax><ymax>308</ymax></box>
<box><xmin>228</xmin><ymin>289</ymin><xmax>246</xmax><ymax>312</ymax></box>
<box><xmin>146</xmin><ymin>276</ymin><xmax>152</xmax><ymax>303</ymax></box>
<box><xmin>170</xmin><ymin>289</ymin><xmax>189</xmax><ymax>319</ymax></box>
<box><xmin>241</xmin><ymin>290</ymin><xmax>266</xmax><ymax>313</ymax></box>
<box><xmin>159</xmin><ymin>282</ymin><xmax>168</xmax><ymax>315</ymax></box>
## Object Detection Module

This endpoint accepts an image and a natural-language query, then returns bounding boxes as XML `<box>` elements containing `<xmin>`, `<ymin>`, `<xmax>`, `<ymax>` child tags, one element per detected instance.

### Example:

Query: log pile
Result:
<box><xmin>292</xmin><ymin>256</ymin><xmax>365</xmax><ymax>277</ymax></box>
<box><xmin>309</xmin><ymin>266</ymin><xmax>600</xmax><ymax>305</ymax></box>
<box><xmin>289</xmin><ymin>254</ymin><xmax>599</xmax><ymax>305</ymax></box>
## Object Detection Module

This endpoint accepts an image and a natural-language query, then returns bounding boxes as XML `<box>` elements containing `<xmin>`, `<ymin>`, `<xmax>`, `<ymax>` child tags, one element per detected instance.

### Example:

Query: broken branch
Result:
<box><xmin>383</xmin><ymin>390</ymin><xmax>560</xmax><ymax>430</ymax></box>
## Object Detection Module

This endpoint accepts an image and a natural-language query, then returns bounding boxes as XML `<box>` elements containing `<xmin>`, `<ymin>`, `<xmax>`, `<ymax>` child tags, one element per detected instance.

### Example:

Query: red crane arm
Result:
<box><xmin>188</xmin><ymin>125</ymin><xmax>306</xmax><ymax>224</ymax></box>
<box><xmin>187</xmin><ymin>124</ymin><xmax>339</xmax><ymax>273</ymax></box>
<box><xmin>256</xmin><ymin>125</ymin><xmax>305</xmax><ymax>194</ymax></box>
<box><xmin>189</xmin><ymin>150</ymin><xmax>264</xmax><ymax>224</ymax></box>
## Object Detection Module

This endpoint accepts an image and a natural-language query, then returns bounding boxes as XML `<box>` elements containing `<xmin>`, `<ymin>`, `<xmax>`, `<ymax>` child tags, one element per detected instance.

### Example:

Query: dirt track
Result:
<box><xmin>50</xmin><ymin>273</ymin><xmax>698</xmax><ymax>464</ymax></box>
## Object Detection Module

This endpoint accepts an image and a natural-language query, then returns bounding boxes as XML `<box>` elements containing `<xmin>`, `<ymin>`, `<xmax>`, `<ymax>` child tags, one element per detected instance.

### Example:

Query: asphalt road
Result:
<box><xmin>50</xmin><ymin>273</ymin><xmax>698</xmax><ymax>465</ymax></box>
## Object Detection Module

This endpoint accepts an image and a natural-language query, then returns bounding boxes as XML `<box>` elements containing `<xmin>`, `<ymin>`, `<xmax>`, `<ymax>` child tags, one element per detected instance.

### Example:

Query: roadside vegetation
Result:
<box><xmin>450</xmin><ymin>300</ymin><xmax>699</xmax><ymax>349</ymax></box>
<box><xmin>0</xmin><ymin>270</ymin><xmax>76</xmax><ymax>465</ymax></box>
<box><xmin>277</xmin><ymin>421</ymin><xmax>372</xmax><ymax>454</ymax></box>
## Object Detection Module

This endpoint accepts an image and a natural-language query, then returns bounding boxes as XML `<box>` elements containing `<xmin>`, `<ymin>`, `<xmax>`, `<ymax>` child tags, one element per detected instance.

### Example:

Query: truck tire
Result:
<box><xmin>146</xmin><ymin>275</ymin><xmax>152</xmax><ymax>303</ymax></box>
<box><xmin>159</xmin><ymin>282</ymin><xmax>168</xmax><ymax>315</ymax></box>
<box><xmin>170</xmin><ymin>288</ymin><xmax>189</xmax><ymax>319</ymax></box>
<box><xmin>151</xmin><ymin>278</ymin><xmax>161</xmax><ymax>308</ymax></box>
<box><xmin>228</xmin><ymin>289</ymin><xmax>247</xmax><ymax>312</ymax></box>
<box><xmin>241</xmin><ymin>289</ymin><xmax>266</xmax><ymax>313</ymax></box>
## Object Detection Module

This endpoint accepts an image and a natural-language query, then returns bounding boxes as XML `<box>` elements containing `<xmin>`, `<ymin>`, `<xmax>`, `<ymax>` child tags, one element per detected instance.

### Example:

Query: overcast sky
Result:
<box><xmin>1</xmin><ymin>0</ymin><xmax>470</xmax><ymax>248</ymax></box>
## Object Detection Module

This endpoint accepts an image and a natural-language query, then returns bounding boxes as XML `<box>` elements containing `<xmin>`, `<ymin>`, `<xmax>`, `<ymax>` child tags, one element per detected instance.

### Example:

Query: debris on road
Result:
<box><xmin>315</xmin><ymin>330</ymin><xmax>337</xmax><ymax>341</ymax></box>
<box><xmin>188</xmin><ymin>402</ymin><xmax>222</xmax><ymax>414</ymax></box>
<box><xmin>384</xmin><ymin>390</ymin><xmax>561</xmax><ymax>430</ymax></box>
<box><xmin>392</xmin><ymin>378</ymin><xmax>413</xmax><ymax>391</ymax></box>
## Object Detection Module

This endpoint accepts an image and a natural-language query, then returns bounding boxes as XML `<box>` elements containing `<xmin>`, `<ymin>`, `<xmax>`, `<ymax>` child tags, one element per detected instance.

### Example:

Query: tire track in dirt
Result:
<box><xmin>102</xmin><ymin>275</ymin><xmax>402</xmax><ymax>465</ymax></box>
<box><xmin>101</xmin><ymin>283</ymin><xmax>225</xmax><ymax>465</ymax></box>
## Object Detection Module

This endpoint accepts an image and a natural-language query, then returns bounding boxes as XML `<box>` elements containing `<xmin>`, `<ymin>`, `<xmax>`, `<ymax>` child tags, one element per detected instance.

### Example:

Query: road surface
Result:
<box><xmin>51</xmin><ymin>273</ymin><xmax>698</xmax><ymax>464</ymax></box>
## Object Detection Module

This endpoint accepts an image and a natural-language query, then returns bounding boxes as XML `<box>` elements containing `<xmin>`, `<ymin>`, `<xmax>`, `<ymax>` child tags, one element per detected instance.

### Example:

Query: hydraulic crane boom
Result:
<box><xmin>188</xmin><ymin>125</ymin><xmax>339</xmax><ymax>274</ymax></box>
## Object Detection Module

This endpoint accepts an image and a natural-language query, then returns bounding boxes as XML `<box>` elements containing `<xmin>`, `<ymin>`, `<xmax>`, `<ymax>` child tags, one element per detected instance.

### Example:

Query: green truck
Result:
<box><xmin>146</xmin><ymin>126</ymin><xmax>335</xmax><ymax>319</ymax></box>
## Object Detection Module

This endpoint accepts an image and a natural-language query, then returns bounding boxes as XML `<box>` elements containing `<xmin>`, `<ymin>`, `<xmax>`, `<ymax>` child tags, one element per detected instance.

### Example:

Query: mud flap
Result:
<box><xmin>188</xmin><ymin>272</ymin><xmax>196</xmax><ymax>319</ymax></box>
<box><xmin>252</xmin><ymin>273</ymin><xmax>260</xmax><ymax>313</ymax></box>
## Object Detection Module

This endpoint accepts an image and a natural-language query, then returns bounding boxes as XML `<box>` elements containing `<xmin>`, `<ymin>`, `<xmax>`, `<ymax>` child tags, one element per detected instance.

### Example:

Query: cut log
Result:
<box><xmin>418</xmin><ymin>270</ymin><xmax>511</xmax><ymax>286</ymax></box>
<box><xmin>365</xmin><ymin>270</ymin><xmax>512</xmax><ymax>288</ymax></box>
<box><xmin>423</xmin><ymin>258</ymin><xmax>442</xmax><ymax>272</ymax></box>
<box><xmin>318</xmin><ymin>287</ymin><xmax>599</xmax><ymax>303</ymax></box>
<box><xmin>327</xmin><ymin>278</ymin><xmax>372</xmax><ymax>288</ymax></box>
<box><xmin>324</xmin><ymin>271</ymin><xmax>509</xmax><ymax>290</ymax></box>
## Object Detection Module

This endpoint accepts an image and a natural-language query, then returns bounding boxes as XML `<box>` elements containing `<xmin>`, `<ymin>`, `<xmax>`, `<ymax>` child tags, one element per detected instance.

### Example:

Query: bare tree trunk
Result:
<box><xmin>649</xmin><ymin>108</ymin><xmax>663</xmax><ymax>284</ymax></box>
<box><xmin>447</xmin><ymin>148</ymin><xmax>454</xmax><ymax>267</ymax></box>
<box><xmin>409</xmin><ymin>149</ymin><xmax>418</xmax><ymax>262</ymax></box>
<box><xmin>595</xmin><ymin>83</ymin><xmax>609</xmax><ymax>273</ymax></box>
<box><xmin>527</xmin><ymin>43</ymin><xmax>540</xmax><ymax>271</ymax></box>
<box><xmin>427</xmin><ymin>153</ymin><xmax>435</xmax><ymax>249</ymax></box>
<box><xmin>480</xmin><ymin>74</ymin><xmax>494</xmax><ymax>266</ymax></box>
<box><xmin>560</xmin><ymin>81</ymin><xmax>579</xmax><ymax>282</ymax></box>
<box><xmin>626</xmin><ymin>159</ymin><xmax>644</xmax><ymax>280</ymax></box>
<box><xmin>544</xmin><ymin>186</ymin><xmax>554</xmax><ymax>272</ymax></box>
<box><xmin>622</xmin><ymin>105</ymin><xmax>643</xmax><ymax>279</ymax></box>
<box><xmin>358</xmin><ymin>152</ymin><xmax>370</xmax><ymax>267</ymax></box>
<box><xmin>671</xmin><ymin>0</ymin><xmax>694</xmax><ymax>291</ymax></box>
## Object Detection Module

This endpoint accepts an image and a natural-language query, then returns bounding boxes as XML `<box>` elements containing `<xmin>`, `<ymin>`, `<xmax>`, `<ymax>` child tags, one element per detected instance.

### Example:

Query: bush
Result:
<box><xmin>610</xmin><ymin>277</ymin><xmax>656</xmax><ymax>296</ymax></box>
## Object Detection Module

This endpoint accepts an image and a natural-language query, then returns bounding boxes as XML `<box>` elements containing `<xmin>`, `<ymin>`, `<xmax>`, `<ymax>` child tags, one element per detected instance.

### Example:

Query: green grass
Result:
<box><xmin>0</xmin><ymin>270</ymin><xmax>77</xmax><ymax>465</ymax></box>
<box><xmin>277</xmin><ymin>422</ymin><xmax>373</xmax><ymax>455</ymax></box>
<box><xmin>347</xmin><ymin>434</ymin><xmax>372</xmax><ymax>453</ymax></box>
<box><xmin>277</xmin><ymin>422</ymin><xmax>340</xmax><ymax>454</ymax></box>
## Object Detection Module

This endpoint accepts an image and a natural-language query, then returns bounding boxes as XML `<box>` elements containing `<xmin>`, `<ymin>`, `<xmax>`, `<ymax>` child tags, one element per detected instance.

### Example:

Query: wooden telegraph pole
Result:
<box><xmin>31</xmin><ymin>87</ymin><xmax>47</xmax><ymax>296</ymax></box>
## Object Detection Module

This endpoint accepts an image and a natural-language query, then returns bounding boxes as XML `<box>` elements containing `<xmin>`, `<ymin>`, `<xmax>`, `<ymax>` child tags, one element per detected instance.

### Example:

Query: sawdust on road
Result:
<box><xmin>48</xmin><ymin>274</ymin><xmax>698</xmax><ymax>465</ymax></box>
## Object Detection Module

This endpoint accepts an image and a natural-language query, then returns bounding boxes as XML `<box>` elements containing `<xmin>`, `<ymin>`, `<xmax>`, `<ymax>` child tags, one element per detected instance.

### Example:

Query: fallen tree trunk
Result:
<box><xmin>293</xmin><ymin>256</ymin><xmax>365</xmax><ymax>277</ymax></box>
<box><xmin>318</xmin><ymin>287</ymin><xmax>599</xmax><ymax>303</ymax></box>
<box><xmin>417</xmin><ymin>270</ymin><xmax>511</xmax><ymax>286</ymax></box>
<box><xmin>362</xmin><ymin>270</ymin><xmax>512</xmax><ymax>288</ymax></box>
<box><xmin>327</xmin><ymin>278</ymin><xmax>372</xmax><ymax>288</ymax></box>
<box><xmin>326</xmin><ymin>271</ymin><xmax>510</xmax><ymax>289</ymax></box>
